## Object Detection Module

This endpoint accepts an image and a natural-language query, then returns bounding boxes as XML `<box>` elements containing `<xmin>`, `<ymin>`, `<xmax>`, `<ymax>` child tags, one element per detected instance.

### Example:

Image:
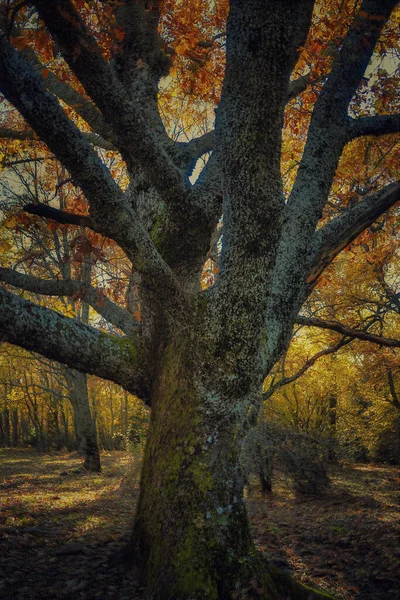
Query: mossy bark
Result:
<box><xmin>127</xmin><ymin>341</ymin><xmax>278</xmax><ymax>600</ymax></box>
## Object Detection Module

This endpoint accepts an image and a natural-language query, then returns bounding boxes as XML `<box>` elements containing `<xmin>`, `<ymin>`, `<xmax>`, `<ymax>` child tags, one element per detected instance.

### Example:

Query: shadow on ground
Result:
<box><xmin>1</xmin><ymin>450</ymin><xmax>399</xmax><ymax>600</ymax></box>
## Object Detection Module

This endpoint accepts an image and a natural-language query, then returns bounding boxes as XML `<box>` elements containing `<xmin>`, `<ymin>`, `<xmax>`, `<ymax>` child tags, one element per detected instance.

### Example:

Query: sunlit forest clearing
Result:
<box><xmin>1</xmin><ymin>0</ymin><xmax>400</xmax><ymax>598</ymax></box>
<box><xmin>0</xmin><ymin>449</ymin><xmax>399</xmax><ymax>600</ymax></box>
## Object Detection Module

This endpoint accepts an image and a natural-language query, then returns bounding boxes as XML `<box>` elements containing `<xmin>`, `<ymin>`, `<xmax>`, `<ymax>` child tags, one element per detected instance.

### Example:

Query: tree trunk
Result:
<box><xmin>327</xmin><ymin>395</ymin><xmax>337</xmax><ymax>463</ymax></box>
<box><xmin>63</xmin><ymin>367</ymin><xmax>101</xmax><ymax>472</ymax></box>
<box><xmin>52</xmin><ymin>400</ymin><xmax>63</xmax><ymax>451</ymax></box>
<box><xmin>259</xmin><ymin>471</ymin><xmax>272</xmax><ymax>494</ymax></box>
<box><xmin>0</xmin><ymin>412</ymin><xmax>4</xmax><ymax>447</ymax></box>
<box><xmin>60</xmin><ymin>405</ymin><xmax>72</xmax><ymax>450</ymax></box>
<box><xmin>20</xmin><ymin>413</ymin><xmax>29</xmax><ymax>445</ymax></box>
<box><xmin>11</xmin><ymin>408</ymin><xmax>19</xmax><ymax>447</ymax></box>
<box><xmin>3</xmin><ymin>407</ymin><xmax>10</xmax><ymax>447</ymax></box>
<box><xmin>128</xmin><ymin>341</ymin><xmax>279</xmax><ymax>600</ymax></box>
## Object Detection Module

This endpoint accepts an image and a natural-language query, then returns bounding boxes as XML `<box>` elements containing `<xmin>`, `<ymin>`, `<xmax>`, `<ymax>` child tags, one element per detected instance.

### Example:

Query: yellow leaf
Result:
<box><xmin>0</xmin><ymin>240</ymin><xmax>11</xmax><ymax>253</ymax></box>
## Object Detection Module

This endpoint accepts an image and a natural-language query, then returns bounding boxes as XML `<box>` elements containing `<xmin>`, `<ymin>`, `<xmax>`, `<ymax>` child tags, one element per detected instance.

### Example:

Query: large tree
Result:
<box><xmin>0</xmin><ymin>0</ymin><xmax>400</xmax><ymax>598</ymax></box>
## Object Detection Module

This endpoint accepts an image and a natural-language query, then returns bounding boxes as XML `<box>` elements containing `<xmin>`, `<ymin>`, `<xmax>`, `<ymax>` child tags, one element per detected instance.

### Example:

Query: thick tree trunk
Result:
<box><xmin>63</xmin><ymin>368</ymin><xmax>101</xmax><ymax>472</ymax></box>
<box><xmin>128</xmin><ymin>341</ymin><xmax>279</xmax><ymax>600</ymax></box>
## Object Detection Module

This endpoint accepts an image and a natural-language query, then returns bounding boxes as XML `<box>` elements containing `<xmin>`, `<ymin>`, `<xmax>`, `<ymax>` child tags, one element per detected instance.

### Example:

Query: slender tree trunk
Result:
<box><xmin>0</xmin><ymin>412</ymin><xmax>4</xmax><ymax>447</ymax></box>
<box><xmin>3</xmin><ymin>407</ymin><xmax>10</xmax><ymax>447</ymax></box>
<box><xmin>52</xmin><ymin>399</ymin><xmax>63</xmax><ymax>451</ymax></box>
<box><xmin>259</xmin><ymin>470</ymin><xmax>273</xmax><ymax>494</ymax></box>
<box><xmin>124</xmin><ymin>390</ymin><xmax>129</xmax><ymax>437</ymax></box>
<box><xmin>327</xmin><ymin>395</ymin><xmax>337</xmax><ymax>463</ymax></box>
<box><xmin>11</xmin><ymin>408</ymin><xmax>19</xmax><ymax>447</ymax></box>
<box><xmin>63</xmin><ymin>367</ymin><xmax>101</xmax><ymax>472</ymax></box>
<box><xmin>109</xmin><ymin>391</ymin><xmax>114</xmax><ymax>441</ymax></box>
<box><xmin>60</xmin><ymin>405</ymin><xmax>71</xmax><ymax>450</ymax></box>
<box><xmin>20</xmin><ymin>413</ymin><xmax>28</xmax><ymax>445</ymax></box>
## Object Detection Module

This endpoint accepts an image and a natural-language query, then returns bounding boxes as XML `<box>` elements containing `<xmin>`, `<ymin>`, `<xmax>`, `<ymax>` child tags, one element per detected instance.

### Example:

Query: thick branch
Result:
<box><xmin>287</xmin><ymin>0</ymin><xmax>398</xmax><ymax>223</ymax></box>
<box><xmin>348</xmin><ymin>114</ymin><xmax>400</xmax><ymax>141</ymax></box>
<box><xmin>206</xmin><ymin>0</ymin><xmax>315</xmax><ymax>376</ymax></box>
<box><xmin>0</xmin><ymin>7</ymin><xmax>115</xmax><ymax>145</ymax></box>
<box><xmin>0</xmin><ymin>125</ymin><xmax>114</xmax><ymax>149</ymax></box>
<box><xmin>0</xmin><ymin>33</ymin><xmax>124</xmax><ymax>226</ymax></box>
<box><xmin>0</xmin><ymin>33</ymin><xmax>186</xmax><ymax>312</ymax></box>
<box><xmin>0</xmin><ymin>286</ymin><xmax>145</xmax><ymax>396</ymax></box>
<box><xmin>178</xmin><ymin>76</ymin><xmax>316</xmax><ymax>169</ymax></box>
<box><xmin>24</xmin><ymin>202</ymin><xmax>93</xmax><ymax>228</ymax></box>
<box><xmin>40</xmin><ymin>68</ymin><xmax>115</xmax><ymax>144</ymax></box>
<box><xmin>20</xmin><ymin>47</ymin><xmax>115</xmax><ymax>144</ymax></box>
<box><xmin>308</xmin><ymin>181</ymin><xmax>400</xmax><ymax>288</ymax></box>
<box><xmin>296</xmin><ymin>316</ymin><xmax>400</xmax><ymax>348</ymax></box>
<box><xmin>112</xmin><ymin>0</ymin><xmax>170</xmax><ymax>83</ymax></box>
<box><xmin>176</xmin><ymin>131</ymin><xmax>215</xmax><ymax>172</ymax></box>
<box><xmin>0</xmin><ymin>268</ymin><xmax>136</xmax><ymax>335</ymax></box>
<box><xmin>33</xmin><ymin>0</ymin><xmax>188</xmax><ymax>203</ymax></box>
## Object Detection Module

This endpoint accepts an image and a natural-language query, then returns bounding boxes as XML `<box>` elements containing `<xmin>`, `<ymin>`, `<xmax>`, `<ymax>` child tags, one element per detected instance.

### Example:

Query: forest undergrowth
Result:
<box><xmin>0</xmin><ymin>450</ymin><xmax>398</xmax><ymax>600</ymax></box>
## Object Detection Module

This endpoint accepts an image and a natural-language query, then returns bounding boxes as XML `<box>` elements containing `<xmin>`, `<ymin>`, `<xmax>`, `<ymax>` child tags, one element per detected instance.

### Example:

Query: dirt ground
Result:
<box><xmin>0</xmin><ymin>449</ymin><xmax>399</xmax><ymax>600</ymax></box>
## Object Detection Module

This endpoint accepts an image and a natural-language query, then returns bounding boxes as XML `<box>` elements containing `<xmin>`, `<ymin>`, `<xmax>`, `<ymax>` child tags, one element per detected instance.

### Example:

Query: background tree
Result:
<box><xmin>1</xmin><ymin>1</ymin><xmax>400</xmax><ymax>598</ymax></box>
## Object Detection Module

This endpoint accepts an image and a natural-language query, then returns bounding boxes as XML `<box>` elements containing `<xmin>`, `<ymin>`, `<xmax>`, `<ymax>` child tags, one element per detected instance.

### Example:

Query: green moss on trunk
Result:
<box><xmin>126</xmin><ymin>340</ymin><xmax>280</xmax><ymax>599</ymax></box>
<box><xmin>125</xmin><ymin>339</ymin><xmax>335</xmax><ymax>600</ymax></box>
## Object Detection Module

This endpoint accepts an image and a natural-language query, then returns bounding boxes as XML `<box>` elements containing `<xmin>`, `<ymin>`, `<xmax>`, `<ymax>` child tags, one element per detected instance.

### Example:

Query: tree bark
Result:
<box><xmin>11</xmin><ymin>408</ymin><xmax>19</xmax><ymax>447</ymax></box>
<box><xmin>128</xmin><ymin>339</ymin><xmax>279</xmax><ymax>600</ymax></box>
<box><xmin>3</xmin><ymin>407</ymin><xmax>10</xmax><ymax>447</ymax></box>
<box><xmin>1</xmin><ymin>1</ymin><xmax>398</xmax><ymax>598</ymax></box>
<box><xmin>327</xmin><ymin>396</ymin><xmax>337</xmax><ymax>463</ymax></box>
<box><xmin>0</xmin><ymin>413</ymin><xmax>4</xmax><ymax>447</ymax></box>
<box><xmin>63</xmin><ymin>367</ymin><xmax>101</xmax><ymax>472</ymax></box>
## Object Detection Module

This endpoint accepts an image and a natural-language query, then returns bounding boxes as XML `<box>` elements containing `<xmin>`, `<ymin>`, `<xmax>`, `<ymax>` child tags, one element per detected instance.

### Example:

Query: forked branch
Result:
<box><xmin>0</xmin><ymin>267</ymin><xmax>137</xmax><ymax>335</ymax></box>
<box><xmin>0</xmin><ymin>287</ymin><xmax>145</xmax><ymax>397</ymax></box>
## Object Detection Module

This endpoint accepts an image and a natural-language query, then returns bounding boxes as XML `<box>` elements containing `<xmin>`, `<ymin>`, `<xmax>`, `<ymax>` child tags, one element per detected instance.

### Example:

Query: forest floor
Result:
<box><xmin>0</xmin><ymin>449</ymin><xmax>399</xmax><ymax>600</ymax></box>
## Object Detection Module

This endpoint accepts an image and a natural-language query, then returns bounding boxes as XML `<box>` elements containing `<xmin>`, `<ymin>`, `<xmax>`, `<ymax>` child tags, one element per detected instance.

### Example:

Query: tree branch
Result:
<box><xmin>348</xmin><ymin>114</ymin><xmax>400</xmax><ymax>141</ymax></box>
<box><xmin>263</xmin><ymin>337</ymin><xmax>351</xmax><ymax>400</ymax></box>
<box><xmin>387</xmin><ymin>369</ymin><xmax>399</xmax><ymax>405</ymax></box>
<box><xmin>39</xmin><ymin>68</ymin><xmax>115</xmax><ymax>145</ymax></box>
<box><xmin>21</xmin><ymin>47</ymin><xmax>115</xmax><ymax>145</ymax></box>
<box><xmin>24</xmin><ymin>202</ymin><xmax>93</xmax><ymax>228</ymax></box>
<box><xmin>0</xmin><ymin>5</ymin><xmax>116</xmax><ymax>146</ymax></box>
<box><xmin>0</xmin><ymin>125</ymin><xmax>115</xmax><ymax>150</ymax></box>
<box><xmin>287</xmin><ymin>74</ymin><xmax>314</xmax><ymax>101</ymax></box>
<box><xmin>289</xmin><ymin>0</ymin><xmax>397</xmax><ymax>216</ymax></box>
<box><xmin>0</xmin><ymin>33</ymin><xmax>124</xmax><ymax>227</ymax></box>
<box><xmin>112</xmin><ymin>0</ymin><xmax>171</xmax><ymax>84</ymax></box>
<box><xmin>0</xmin><ymin>126</ymin><xmax>35</xmax><ymax>141</ymax></box>
<box><xmin>308</xmin><ymin>181</ymin><xmax>400</xmax><ymax>289</ymax></box>
<box><xmin>176</xmin><ymin>76</ymin><xmax>317</xmax><ymax>170</ymax></box>
<box><xmin>0</xmin><ymin>267</ymin><xmax>137</xmax><ymax>335</ymax></box>
<box><xmin>176</xmin><ymin>131</ymin><xmax>215</xmax><ymax>172</ymax></box>
<box><xmin>0</xmin><ymin>33</ymin><xmax>187</xmax><ymax>314</ymax></box>
<box><xmin>296</xmin><ymin>315</ymin><xmax>400</xmax><ymax>348</ymax></box>
<box><xmin>0</xmin><ymin>286</ymin><xmax>146</xmax><ymax>397</ymax></box>
<box><xmin>32</xmin><ymin>0</ymin><xmax>188</xmax><ymax>204</ymax></box>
